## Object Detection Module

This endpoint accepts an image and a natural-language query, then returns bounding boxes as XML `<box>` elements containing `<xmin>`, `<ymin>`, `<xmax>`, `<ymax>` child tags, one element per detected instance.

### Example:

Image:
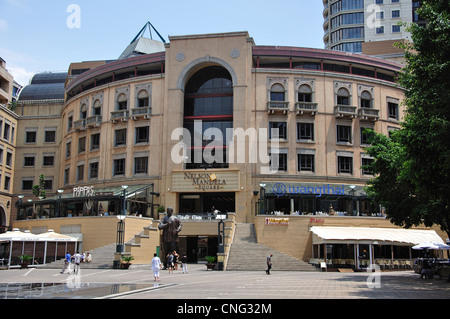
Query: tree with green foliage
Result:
<box><xmin>32</xmin><ymin>174</ymin><xmax>46</xmax><ymax>199</ymax></box>
<box><xmin>364</xmin><ymin>0</ymin><xmax>450</xmax><ymax>239</ymax></box>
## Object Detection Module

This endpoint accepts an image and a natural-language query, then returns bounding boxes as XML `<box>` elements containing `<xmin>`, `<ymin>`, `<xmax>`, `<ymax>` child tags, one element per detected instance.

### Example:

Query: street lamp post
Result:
<box><xmin>56</xmin><ymin>189</ymin><xmax>64</xmax><ymax>217</ymax></box>
<box><xmin>259</xmin><ymin>183</ymin><xmax>266</xmax><ymax>215</ymax></box>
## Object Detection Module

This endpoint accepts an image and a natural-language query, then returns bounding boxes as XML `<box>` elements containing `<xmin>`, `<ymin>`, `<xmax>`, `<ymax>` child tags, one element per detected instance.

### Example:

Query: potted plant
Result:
<box><xmin>121</xmin><ymin>255</ymin><xmax>134</xmax><ymax>269</ymax></box>
<box><xmin>205</xmin><ymin>256</ymin><xmax>216</xmax><ymax>270</ymax></box>
<box><xmin>19</xmin><ymin>255</ymin><xmax>33</xmax><ymax>269</ymax></box>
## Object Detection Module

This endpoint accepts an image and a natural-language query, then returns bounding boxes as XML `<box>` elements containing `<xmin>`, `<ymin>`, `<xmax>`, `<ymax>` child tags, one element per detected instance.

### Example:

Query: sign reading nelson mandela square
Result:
<box><xmin>170</xmin><ymin>120</ymin><xmax>280</xmax><ymax>173</ymax></box>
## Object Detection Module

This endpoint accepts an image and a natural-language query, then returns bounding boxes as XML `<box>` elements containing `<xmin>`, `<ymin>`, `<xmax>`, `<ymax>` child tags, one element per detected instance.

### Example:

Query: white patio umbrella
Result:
<box><xmin>412</xmin><ymin>242</ymin><xmax>450</xmax><ymax>250</ymax></box>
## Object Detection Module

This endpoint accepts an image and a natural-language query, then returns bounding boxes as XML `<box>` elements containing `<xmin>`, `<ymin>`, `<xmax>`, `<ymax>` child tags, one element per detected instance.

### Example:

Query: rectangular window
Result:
<box><xmin>134</xmin><ymin>156</ymin><xmax>148</xmax><ymax>174</ymax></box>
<box><xmin>376</xmin><ymin>26</ymin><xmax>385</xmax><ymax>34</ymax></box>
<box><xmin>298</xmin><ymin>154</ymin><xmax>315</xmax><ymax>172</ymax></box>
<box><xmin>4</xmin><ymin>176</ymin><xmax>10</xmax><ymax>191</ymax></box>
<box><xmin>6</xmin><ymin>152</ymin><xmax>12</xmax><ymax>167</ymax></box>
<box><xmin>392</xmin><ymin>25</ymin><xmax>401</xmax><ymax>33</ymax></box>
<box><xmin>44</xmin><ymin>179</ymin><xmax>53</xmax><ymax>190</ymax></box>
<box><xmin>43</xmin><ymin>155</ymin><xmax>55</xmax><ymax>167</ymax></box>
<box><xmin>22</xmin><ymin>180</ymin><xmax>34</xmax><ymax>190</ymax></box>
<box><xmin>26</xmin><ymin>131</ymin><xmax>36</xmax><ymax>143</ymax></box>
<box><xmin>269</xmin><ymin>122</ymin><xmax>287</xmax><ymax>140</ymax></box>
<box><xmin>44</xmin><ymin>130</ymin><xmax>56</xmax><ymax>143</ymax></box>
<box><xmin>362</xmin><ymin>157</ymin><xmax>374</xmax><ymax>175</ymax></box>
<box><xmin>68</xmin><ymin>116</ymin><xmax>73</xmax><ymax>132</ymax></box>
<box><xmin>269</xmin><ymin>152</ymin><xmax>288</xmax><ymax>172</ymax></box>
<box><xmin>90</xmin><ymin>133</ymin><xmax>100</xmax><ymax>151</ymax></box>
<box><xmin>78</xmin><ymin>137</ymin><xmax>86</xmax><ymax>154</ymax></box>
<box><xmin>89</xmin><ymin>162</ymin><xmax>99</xmax><ymax>179</ymax></box>
<box><xmin>66</xmin><ymin>142</ymin><xmax>71</xmax><ymax>158</ymax></box>
<box><xmin>113</xmin><ymin>158</ymin><xmax>126</xmax><ymax>176</ymax></box>
<box><xmin>388</xmin><ymin>102</ymin><xmax>398</xmax><ymax>120</ymax></box>
<box><xmin>360</xmin><ymin>128</ymin><xmax>371</xmax><ymax>145</ymax></box>
<box><xmin>3</xmin><ymin>123</ymin><xmax>10</xmax><ymax>141</ymax></box>
<box><xmin>24</xmin><ymin>156</ymin><xmax>35</xmax><ymax>167</ymax></box>
<box><xmin>376</xmin><ymin>0</ymin><xmax>383</xmax><ymax>4</ymax></box>
<box><xmin>338</xmin><ymin>156</ymin><xmax>353</xmax><ymax>174</ymax></box>
<box><xmin>337</xmin><ymin>125</ymin><xmax>352</xmax><ymax>143</ymax></box>
<box><xmin>64</xmin><ymin>168</ymin><xmax>70</xmax><ymax>185</ymax></box>
<box><xmin>297</xmin><ymin>123</ymin><xmax>314</xmax><ymax>141</ymax></box>
<box><xmin>135</xmin><ymin>126</ymin><xmax>149</xmax><ymax>144</ymax></box>
<box><xmin>392</xmin><ymin>10</ymin><xmax>400</xmax><ymax>18</ymax></box>
<box><xmin>77</xmin><ymin>165</ymin><xmax>84</xmax><ymax>182</ymax></box>
<box><xmin>115</xmin><ymin>129</ymin><xmax>127</xmax><ymax>147</ymax></box>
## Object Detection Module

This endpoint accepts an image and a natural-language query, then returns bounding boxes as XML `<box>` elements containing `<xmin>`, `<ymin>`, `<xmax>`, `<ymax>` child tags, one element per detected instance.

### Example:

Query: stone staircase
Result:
<box><xmin>42</xmin><ymin>243</ymin><xmax>116</xmax><ymax>269</ymax></box>
<box><xmin>226</xmin><ymin>223</ymin><xmax>317</xmax><ymax>272</ymax></box>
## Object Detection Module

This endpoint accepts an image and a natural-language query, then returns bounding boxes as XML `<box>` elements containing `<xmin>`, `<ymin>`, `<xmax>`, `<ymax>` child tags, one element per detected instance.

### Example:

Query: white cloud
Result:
<box><xmin>8</xmin><ymin>65</ymin><xmax>35</xmax><ymax>86</ymax></box>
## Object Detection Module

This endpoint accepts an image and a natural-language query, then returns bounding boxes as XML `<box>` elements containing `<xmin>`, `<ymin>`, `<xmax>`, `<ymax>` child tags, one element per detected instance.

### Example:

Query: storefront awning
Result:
<box><xmin>310</xmin><ymin>226</ymin><xmax>445</xmax><ymax>246</ymax></box>
<box><xmin>42</xmin><ymin>184</ymin><xmax>157</xmax><ymax>201</ymax></box>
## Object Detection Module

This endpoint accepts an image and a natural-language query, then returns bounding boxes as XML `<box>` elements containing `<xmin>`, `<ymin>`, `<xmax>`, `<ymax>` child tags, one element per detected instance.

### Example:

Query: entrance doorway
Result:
<box><xmin>179</xmin><ymin>192</ymin><xmax>235</xmax><ymax>215</ymax></box>
<box><xmin>179</xmin><ymin>236</ymin><xmax>218</xmax><ymax>263</ymax></box>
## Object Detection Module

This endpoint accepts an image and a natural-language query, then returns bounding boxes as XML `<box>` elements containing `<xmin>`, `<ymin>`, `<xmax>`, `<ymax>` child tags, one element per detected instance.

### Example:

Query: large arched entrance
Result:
<box><xmin>183</xmin><ymin>65</ymin><xmax>233</xmax><ymax>169</ymax></box>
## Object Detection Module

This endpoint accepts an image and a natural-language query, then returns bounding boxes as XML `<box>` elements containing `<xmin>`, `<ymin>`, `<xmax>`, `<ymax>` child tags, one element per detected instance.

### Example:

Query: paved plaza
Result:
<box><xmin>0</xmin><ymin>263</ymin><xmax>449</xmax><ymax>301</ymax></box>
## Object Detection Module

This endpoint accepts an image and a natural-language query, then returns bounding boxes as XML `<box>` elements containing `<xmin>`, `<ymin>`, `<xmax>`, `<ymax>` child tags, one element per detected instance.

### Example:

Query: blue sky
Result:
<box><xmin>0</xmin><ymin>0</ymin><xmax>324</xmax><ymax>86</ymax></box>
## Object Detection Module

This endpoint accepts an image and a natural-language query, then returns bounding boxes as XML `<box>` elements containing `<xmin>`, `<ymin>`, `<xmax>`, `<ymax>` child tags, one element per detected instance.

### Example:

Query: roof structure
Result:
<box><xmin>118</xmin><ymin>21</ymin><xmax>166</xmax><ymax>60</ymax></box>
<box><xmin>18</xmin><ymin>72</ymin><xmax>67</xmax><ymax>101</ymax></box>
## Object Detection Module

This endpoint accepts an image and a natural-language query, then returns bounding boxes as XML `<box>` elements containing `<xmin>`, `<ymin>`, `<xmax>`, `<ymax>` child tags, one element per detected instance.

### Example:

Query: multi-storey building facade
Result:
<box><xmin>323</xmin><ymin>0</ymin><xmax>423</xmax><ymax>63</ymax></box>
<box><xmin>5</xmin><ymin>32</ymin><xmax>446</xmax><ymax>269</ymax></box>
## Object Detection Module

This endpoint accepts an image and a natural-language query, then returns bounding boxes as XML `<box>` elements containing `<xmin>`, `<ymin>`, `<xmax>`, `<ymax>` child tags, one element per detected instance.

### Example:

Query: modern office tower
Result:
<box><xmin>323</xmin><ymin>0</ymin><xmax>423</xmax><ymax>63</ymax></box>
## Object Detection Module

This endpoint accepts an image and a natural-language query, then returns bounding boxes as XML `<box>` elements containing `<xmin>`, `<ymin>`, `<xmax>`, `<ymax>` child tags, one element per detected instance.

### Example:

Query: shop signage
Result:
<box><xmin>265</xmin><ymin>217</ymin><xmax>289</xmax><ymax>226</ymax></box>
<box><xmin>73</xmin><ymin>186</ymin><xmax>94</xmax><ymax>197</ymax></box>
<box><xmin>310</xmin><ymin>217</ymin><xmax>325</xmax><ymax>224</ymax></box>
<box><xmin>171</xmin><ymin>171</ymin><xmax>240</xmax><ymax>192</ymax></box>
<box><xmin>271</xmin><ymin>183</ymin><xmax>345</xmax><ymax>197</ymax></box>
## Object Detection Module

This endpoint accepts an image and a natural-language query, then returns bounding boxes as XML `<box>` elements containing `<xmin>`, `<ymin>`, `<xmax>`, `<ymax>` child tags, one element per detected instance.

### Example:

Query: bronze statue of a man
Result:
<box><xmin>158</xmin><ymin>207</ymin><xmax>182</xmax><ymax>256</ymax></box>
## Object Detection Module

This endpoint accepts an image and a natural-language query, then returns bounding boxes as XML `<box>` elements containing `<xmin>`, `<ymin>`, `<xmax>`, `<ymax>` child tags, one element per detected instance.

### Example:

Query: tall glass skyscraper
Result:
<box><xmin>323</xmin><ymin>0</ymin><xmax>423</xmax><ymax>58</ymax></box>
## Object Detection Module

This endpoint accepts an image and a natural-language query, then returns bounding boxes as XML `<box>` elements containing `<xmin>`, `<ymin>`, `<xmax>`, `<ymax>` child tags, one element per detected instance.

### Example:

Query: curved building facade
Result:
<box><xmin>9</xmin><ymin>31</ymin><xmax>442</xmax><ymax>269</ymax></box>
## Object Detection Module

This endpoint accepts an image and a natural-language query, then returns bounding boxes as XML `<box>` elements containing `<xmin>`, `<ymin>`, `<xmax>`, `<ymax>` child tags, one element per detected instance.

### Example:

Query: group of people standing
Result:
<box><xmin>61</xmin><ymin>251</ymin><xmax>92</xmax><ymax>274</ymax></box>
<box><xmin>151</xmin><ymin>251</ymin><xmax>188</xmax><ymax>281</ymax></box>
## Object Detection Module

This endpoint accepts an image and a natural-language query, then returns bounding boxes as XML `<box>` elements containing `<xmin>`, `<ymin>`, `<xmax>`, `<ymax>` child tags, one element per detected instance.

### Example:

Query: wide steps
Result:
<box><xmin>226</xmin><ymin>223</ymin><xmax>317</xmax><ymax>271</ymax></box>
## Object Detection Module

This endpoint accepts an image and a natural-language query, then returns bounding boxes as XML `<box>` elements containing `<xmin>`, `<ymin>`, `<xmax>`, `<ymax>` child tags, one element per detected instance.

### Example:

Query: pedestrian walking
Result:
<box><xmin>181</xmin><ymin>254</ymin><xmax>188</xmax><ymax>274</ymax></box>
<box><xmin>73</xmin><ymin>251</ymin><xmax>82</xmax><ymax>275</ymax></box>
<box><xmin>61</xmin><ymin>251</ymin><xmax>71</xmax><ymax>274</ymax></box>
<box><xmin>167</xmin><ymin>252</ymin><xmax>174</xmax><ymax>274</ymax></box>
<box><xmin>266</xmin><ymin>254</ymin><xmax>273</xmax><ymax>275</ymax></box>
<box><xmin>173</xmin><ymin>251</ymin><xmax>179</xmax><ymax>270</ymax></box>
<box><xmin>151</xmin><ymin>253</ymin><xmax>162</xmax><ymax>281</ymax></box>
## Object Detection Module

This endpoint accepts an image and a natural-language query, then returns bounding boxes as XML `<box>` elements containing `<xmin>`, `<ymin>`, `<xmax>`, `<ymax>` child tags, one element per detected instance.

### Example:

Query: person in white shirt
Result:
<box><xmin>151</xmin><ymin>253</ymin><xmax>162</xmax><ymax>281</ymax></box>
<box><xmin>73</xmin><ymin>251</ymin><xmax>82</xmax><ymax>275</ymax></box>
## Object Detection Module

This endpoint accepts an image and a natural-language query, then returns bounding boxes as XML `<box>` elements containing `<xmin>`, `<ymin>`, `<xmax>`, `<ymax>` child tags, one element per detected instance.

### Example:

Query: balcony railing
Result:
<box><xmin>359</xmin><ymin>108</ymin><xmax>379</xmax><ymax>121</ymax></box>
<box><xmin>110</xmin><ymin>110</ymin><xmax>129</xmax><ymax>123</ymax></box>
<box><xmin>334</xmin><ymin>105</ymin><xmax>357</xmax><ymax>118</ymax></box>
<box><xmin>295</xmin><ymin>102</ymin><xmax>318</xmax><ymax>115</ymax></box>
<box><xmin>73</xmin><ymin>119</ymin><xmax>86</xmax><ymax>131</ymax></box>
<box><xmin>86</xmin><ymin>115</ymin><xmax>102</xmax><ymax>127</ymax></box>
<box><xmin>268</xmin><ymin>101</ymin><xmax>289</xmax><ymax>114</ymax></box>
<box><xmin>131</xmin><ymin>107</ymin><xmax>151</xmax><ymax>120</ymax></box>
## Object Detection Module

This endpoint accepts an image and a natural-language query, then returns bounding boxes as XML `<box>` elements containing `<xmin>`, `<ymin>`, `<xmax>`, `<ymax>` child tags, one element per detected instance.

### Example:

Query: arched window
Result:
<box><xmin>270</xmin><ymin>83</ymin><xmax>286</xmax><ymax>102</ymax></box>
<box><xmin>93</xmin><ymin>99</ymin><xmax>102</xmax><ymax>116</ymax></box>
<box><xmin>337</xmin><ymin>88</ymin><xmax>350</xmax><ymax>105</ymax></box>
<box><xmin>137</xmin><ymin>89</ymin><xmax>149</xmax><ymax>107</ymax></box>
<box><xmin>117</xmin><ymin>93</ymin><xmax>127</xmax><ymax>110</ymax></box>
<box><xmin>360</xmin><ymin>90</ymin><xmax>372</xmax><ymax>108</ymax></box>
<box><xmin>80</xmin><ymin>103</ymin><xmax>88</xmax><ymax>119</ymax></box>
<box><xmin>183</xmin><ymin>66</ymin><xmax>233</xmax><ymax>169</ymax></box>
<box><xmin>298</xmin><ymin>84</ymin><xmax>312</xmax><ymax>102</ymax></box>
